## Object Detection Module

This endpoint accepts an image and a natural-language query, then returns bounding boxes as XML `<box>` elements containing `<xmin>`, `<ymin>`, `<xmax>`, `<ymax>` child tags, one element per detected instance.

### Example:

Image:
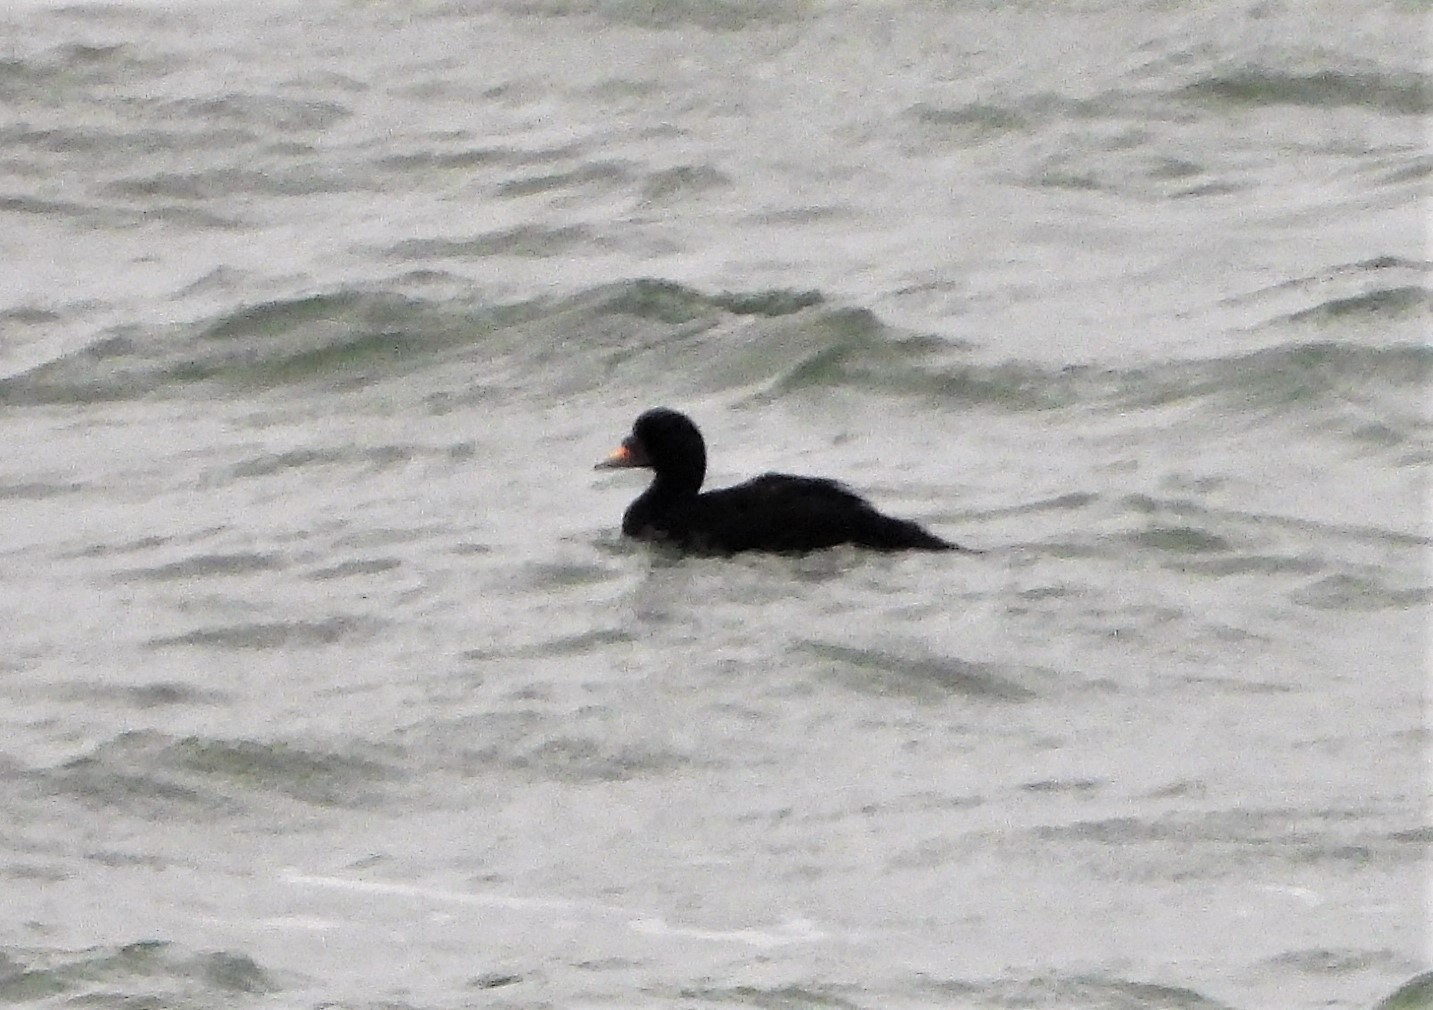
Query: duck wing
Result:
<box><xmin>684</xmin><ymin>472</ymin><xmax>955</xmax><ymax>553</ymax></box>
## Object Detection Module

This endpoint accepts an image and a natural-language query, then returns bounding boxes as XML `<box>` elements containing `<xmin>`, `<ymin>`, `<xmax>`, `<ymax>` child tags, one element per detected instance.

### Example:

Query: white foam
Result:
<box><xmin>281</xmin><ymin>870</ymin><xmax>827</xmax><ymax>947</ymax></box>
<box><xmin>629</xmin><ymin>915</ymin><xmax>827</xmax><ymax>948</ymax></box>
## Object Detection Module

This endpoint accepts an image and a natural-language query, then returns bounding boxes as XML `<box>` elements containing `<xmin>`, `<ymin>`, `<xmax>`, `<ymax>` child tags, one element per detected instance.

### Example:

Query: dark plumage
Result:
<box><xmin>595</xmin><ymin>407</ymin><xmax>968</xmax><ymax>555</ymax></box>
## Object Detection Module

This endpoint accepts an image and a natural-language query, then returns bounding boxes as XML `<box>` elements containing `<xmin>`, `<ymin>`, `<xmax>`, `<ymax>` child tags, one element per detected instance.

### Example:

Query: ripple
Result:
<box><xmin>1290</xmin><ymin>574</ymin><xmax>1430</xmax><ymax>612</ymax></box>
<box><xmin>306</xmin><ymin>558</ymin><xmax>403</xmax><ymax>580</ymax></box>
<box><xmin>146</xmin><ymin>616</ymin><xmax>375</xmax><ymax>650</ymax></box>
<box><xmin>495</xmin><ymin>159</ymin><xmax>633</xmax><ymax>197</ymax></box>
<box><xmin>1127</xmin><ymin>525</ymin><xmax>1234</xmax><ymax>555</ymax></box>
<box><xmin>1183</xmin><ymin>68</ymin><xmax>1430</xmax><ymax>115</ymax></box>
<box><xmin>386</xmin><ymin>224</ymin><xmax>601</xmax><ymax>260</ymax></box>
<box><xmin>50</xmin><ymin>681</ymin><xmax>233</xmax><ymax>709</ymax></box>
<box><xmin>800</xmin><ymin>640</ymin><xmax>1040</xmax><ymax>702</ymax></box>
<box><xmin>115</xmin><ymin>551</ymin><xmax>285</xmax><ymax>582</ymax></box>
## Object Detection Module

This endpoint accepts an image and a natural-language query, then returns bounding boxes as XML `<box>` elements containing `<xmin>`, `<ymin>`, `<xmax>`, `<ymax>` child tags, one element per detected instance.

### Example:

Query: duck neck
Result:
<box><xmin>647</xmin><ymin>458</ymin><xmax>704</xmax><ymax>503</ymax></box>
<box><xmin>624</xmin><ymin>463</ymin><xmax>703</xmax><ymax>539</ymax></box>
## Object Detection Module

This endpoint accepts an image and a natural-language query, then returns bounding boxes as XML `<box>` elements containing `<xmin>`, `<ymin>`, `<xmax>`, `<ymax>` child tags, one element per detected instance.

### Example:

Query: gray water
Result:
<box><xmin>0</xmin><ymin>1</ymin><xmax>1428</xmax><ymax>1007</ymax></box>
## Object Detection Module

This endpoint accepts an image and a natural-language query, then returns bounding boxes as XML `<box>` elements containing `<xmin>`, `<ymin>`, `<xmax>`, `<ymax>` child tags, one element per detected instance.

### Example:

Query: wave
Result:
<box><xmin>1182</xmin><ymin>68</ymin><xmax>1430</xmax><ymax>115</ymax></box>
<box><xmin>902</xmin><ymin>66</ymin><xmax>1431</xmax><ymax>148</ymax></box>
<box><xmin>1</xmin><ymin>279</ymin><xmax>1425</xmax><ymax>449</ymax></box>
<box><xmin>0</xmin><ymin>281</ymin><xmax>821</xmax><ymax>403</ymax></box>
<box><xmin>36</xmin><ymin>730</ymin><xmax>403</xmax><ymax>817</ymax></box>
<box><xmin>496</xmin><ymin>0</ymin><xmax>810</xmax><ymax>30</ymax></box>
<box><xmin>1372</xmin><ymin>972</ymin><xmax>1433</xmax><ymax>1010</ymax></box>
<box><xmin>104</xmin><ymin>164</ymin><xmax>375</xmax><ymax>201</ymax></box>
<box><xmin>1228</xmin><ymin>256</ymin><xmax>1433</xmax><ymax>324</ymax></box>
<box><xmin>0</xmin><ymin>290</ymin><xmax>465</xmax><ymax>402</ymax></box>
<box><xmin>155</xmin><ymin>93</ymin><xmax>352</xmax><ymax>134</ymax></box>
<box><xmin>899</xmin><ymin>62</ymin><xmax>1428</xmax><ymax>199</ymax></box>
<box><xmin>696</xmin><ymin>973</ymin><xmax>1238</xmax><ymax>1010</ymax></box>
<box><xmin>0</xmin><ymin>42</ymin><xmax>175</xmax><ymax>100</ymax></box>
<box><xmin>1280</xmin><ymin>286</ymin><xmax>1431</xmax><ymax>324</ymax></box>
<box><xmin>0</xmin><ymin>941</ymin><xmax>276</xmax><ymax>1004</ymax></box>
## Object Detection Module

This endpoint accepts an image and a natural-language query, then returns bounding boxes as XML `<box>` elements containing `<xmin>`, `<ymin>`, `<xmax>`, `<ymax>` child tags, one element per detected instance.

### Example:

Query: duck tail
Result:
<box><xmin>868</xmin><ymin>514</ymin><xmax>979</xmax><ymax>553</ymax></box>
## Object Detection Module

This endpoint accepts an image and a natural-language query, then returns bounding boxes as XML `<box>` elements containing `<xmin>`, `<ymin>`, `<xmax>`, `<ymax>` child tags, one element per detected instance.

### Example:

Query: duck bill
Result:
<box><xmin>595</xmin><ymin>440</ymin><xmax>646</xmax><ymax>470</ymax></box>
